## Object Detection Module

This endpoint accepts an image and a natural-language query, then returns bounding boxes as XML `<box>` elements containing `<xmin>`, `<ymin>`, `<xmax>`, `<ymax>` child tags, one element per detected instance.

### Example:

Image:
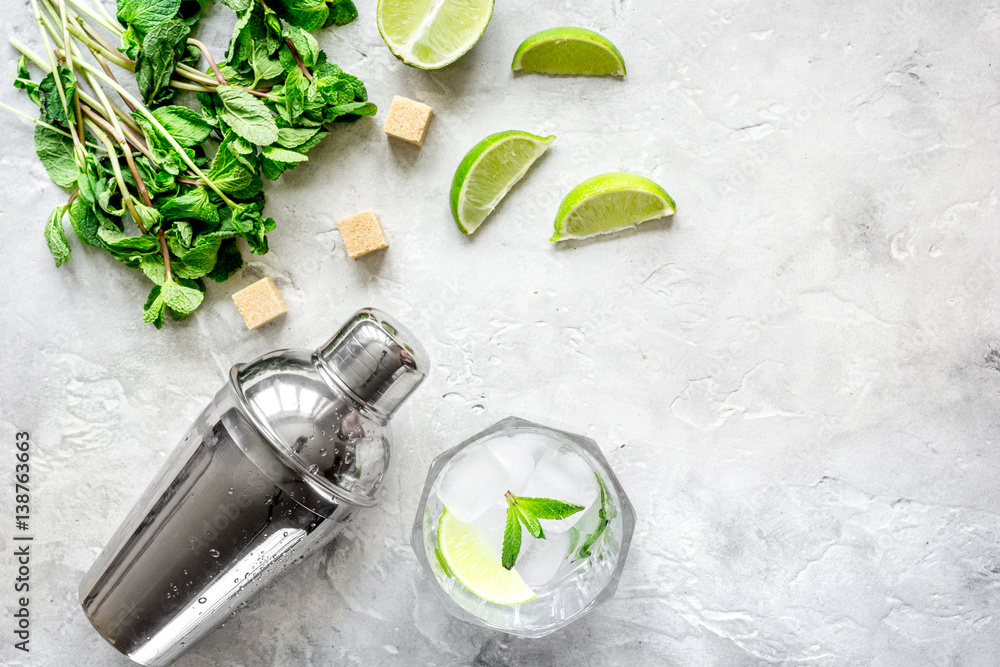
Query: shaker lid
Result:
<box><xmin>315</xmin><ymin>308</ymin><xmax>429</xmax><ymax>418</ymax></box>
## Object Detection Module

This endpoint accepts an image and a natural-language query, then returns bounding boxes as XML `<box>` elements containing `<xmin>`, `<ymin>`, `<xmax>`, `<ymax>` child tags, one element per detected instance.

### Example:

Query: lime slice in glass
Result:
<box><xmin>550</xmin><ymin>172</ymin><xmax>675</xmax><ymax>242</ymax></box>
<box><xmin>438</xmin><ymin>509</ymin><xmax>537</xmax><ymax>605</ymax></box>
<box><xmin>377</xmin><ymin>0</ymin><xmax>495</xmax><ymax>70</ymax></box>
<box><xmin>450</xmin><ymin>130</ymin><xmax>555</xmax><ymax>235</ymax></box>
<box><xmin>512</xmin><ymin>27</ymin><xmax>626</xmax><ymax>76</ymax></box>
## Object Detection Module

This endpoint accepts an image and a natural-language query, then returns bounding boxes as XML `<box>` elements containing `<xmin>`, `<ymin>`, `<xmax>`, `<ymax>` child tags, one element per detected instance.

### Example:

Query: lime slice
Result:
<box><xmin>437</xmin><ymin>509</ymin><xmax>536</xmax><ymax>605</ymax></box>
<box><xmin>550</xmin><ymin>172</ymin><xmax>675</xmax><ymax>242</ymax></box>
<box><xmin>377</xmin><ymin>0</ymin><xmax>495</xmax><ymax>70</ymax></box>
<box><xmin>512</xmin><ymin>27</ymin><xmax>626</xmax><ymax>76</ymax></box>
<box><xmin>450</xmin><ymin>130</ymin><xmax>555</xmax><ymax>235</ymax></box>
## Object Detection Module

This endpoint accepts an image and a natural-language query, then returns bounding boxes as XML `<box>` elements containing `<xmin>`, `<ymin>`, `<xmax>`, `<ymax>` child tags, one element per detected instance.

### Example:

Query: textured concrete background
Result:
<box><xmin>2</xmin><ymin>0</ymin><xmax>1000</xmax><ymax>665</ymax></box>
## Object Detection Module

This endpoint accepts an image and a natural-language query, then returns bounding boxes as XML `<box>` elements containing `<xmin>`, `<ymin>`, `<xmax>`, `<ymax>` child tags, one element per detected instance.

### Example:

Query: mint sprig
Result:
<box><xmin>501</xmin><ymin>491</ymin><xmax>584</xmax><ymax>570</ymax></box>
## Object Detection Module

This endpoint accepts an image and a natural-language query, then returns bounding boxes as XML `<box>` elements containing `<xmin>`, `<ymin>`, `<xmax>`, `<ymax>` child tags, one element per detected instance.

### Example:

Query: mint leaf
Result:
<box><xmin>131</xmin><ymin>202</ymin><xmax>163</xmax><ymax>233</ymax></box>
<box><xmin>567</xmin><ymin>527</ymin><xmax>581</xmax><ymax>555</ymax></box>
<box><xmin>118</xmin><ymin>0</ymin><xmax>182</xmax><ymax>34</ymax></box>
<box><xmin>324</xmin><ymin>0</ymin><xmax>357</xmax><ymax>27</ymax></box>
<box><xmin>577</xmin><ymin>474</ymin><xmax>615</xmax><ymax>560</ymax></box>
<box><xmin>34</xmin><ymin>125</ymin><xmax>78</xmax><ymax>188</ymax></box>
<box><xmin>216</xmin><ymin>85</ymin><xmax>279</xmax><ymax>146</ymax></box>
<box><xmin>275</xmin><ymin>126</ymin><xmax>322</xmax><ymax>149</ymax></box>
<box><xmin>269</xmin><ymin>0</ymin><xmax>328</xmax><ymax>31</ymax></box>
<box><xmin>282</xmin><ymin>25</ymin><xmax>319</xmax><ymax>67</ymax></box>
<box><xmin>206</xmin><ymin>239</ymin><xmax>243</xmax><ymax>282</ymax></box>
<box><xmin>250</xmin><ymin>42</ymin><xmax>285</xmax><ymax>85</ymax></box>
<box><xmin>142</xmin><ymin>284</ymin><xmax>165</xmax><ymax>328</ymax></box>
<box><xmin>44</xmin><ymin>205</ymin><xmax>71</xmax><ymax>267</ymax></box>
<box><xmin>119</xmin><ymin>26</ymin><xmax>142</xmax><ymax>60</ymax></box>
<box><xmin>151</xmin><ymin>105</ymin><xmax>214</xmax><ymax>146</ymax></box>
<box><xmin>501</xmin><ymin>505</ymin><xmax>521</xmax><ymax>571</ymax></box>
<box><xmin>68</xmin><ymin>199</ymin><xmax>104</xmax><ymax>249</ymax></box>
<box><xmin>37</xmin><ymin>66</ymin><xmax>76</xmax><ymax>127</ymax></box>
<box><xmin>261</xmin><ymin>145</ymin><xmax>308</xmax><ymax>180</ymax></box>
<box><xmin>136</xmin><ymin>19</ymin><xmax>190</xmax><ymax>104</ymax></box>
<box><xmin>515</xmin><ymin>504</ymin><xmax>544</xmax><ymax>539</ymax></box>
<box><xmin>514</xmin><ymin>497</ymin><xmax>585</xmax><ymax>520</ymax></box>
<box><xmin>13</xmin><ymin>57</ymin><xmax>41</xmax><ymax>107</ymax></box>
<box><xmin>282</xmin><ymin>67</ymin><xmax>311</xmax><ymax>121</ymax></box>
<box><xmin>159</xmin><ymin>187</ymin><xmax>219</xmax><ymax>224</ymax></box>
<box><xmin>161</xmin><ymin>277</ymin><xmax>204</xmax><ymax>316</ymax></box>
<box><xmin>220</xmin><ymin>0</ymin><xmax>252</xmax><ymax>12</ymax></box>
<box><xmin>140</xmin><ymin>255</ymin><xmax>166</xmax><ymax>284</ymax></box>
<box><xmin>171</xmin><ymin>239</ymin><xmax>220</xmax><ymax>279</ymax></box>
<box><xmin>133</xmin><ymin>113</ymin><xmax>190</xmax><ymax>175</ymax></box>
<box><xmin>206</xmin><ymin>144</ymin><xmax>262</xmax><ymax>198</ymax></box>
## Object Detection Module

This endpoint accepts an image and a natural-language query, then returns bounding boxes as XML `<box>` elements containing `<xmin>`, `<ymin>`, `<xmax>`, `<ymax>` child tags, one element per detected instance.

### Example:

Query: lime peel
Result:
<box><xmin>438</xmin><ymin>508</ymin><xmax>537</xmax><ymax>605</ymax></box>
<box><xmin>550</xmin><ymin>172</ymin><xmax>676</xmax><ymax>242</ymax></box>
<box><xmin>512</xmin><ymin>27</ymin><xmax>626</xmax><ymax>76</ymax></box>
<box><xmin>451</xmin><ymin>130</ymin><xmax>555</xmax><ymax>235</ymax></box>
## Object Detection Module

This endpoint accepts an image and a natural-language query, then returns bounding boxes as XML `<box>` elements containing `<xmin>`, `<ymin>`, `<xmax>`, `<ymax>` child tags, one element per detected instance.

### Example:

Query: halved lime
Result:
<box><xmin>437</xmin><ymin>509</ymin><xmax>536</xmax><ymax>605</ymax></box>
<box><xmin>451</xmin><ymin>130</ymin><xmax>555</xmax><ymax>235</ymax></box>
<box><xmin>377</xmin><ymin>0</ymin><xmax>495</xmax><ymax>70</ymax></box>
<box><xmin>512</xmin><ymin>27</ymin><xmax>626</xmax><ymax>76</ymax></box>
<box><xmin>550</xmin><ymin>172</ymin><xmax>675</xmax><ymax>242</ymax></box>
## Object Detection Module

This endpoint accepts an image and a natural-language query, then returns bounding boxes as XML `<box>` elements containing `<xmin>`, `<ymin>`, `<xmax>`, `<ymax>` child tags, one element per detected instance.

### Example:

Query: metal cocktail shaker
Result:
<box><xmin>79</xmin><ymin>308</ymin><xmax>428</xmax><ymax>666</ymax></box>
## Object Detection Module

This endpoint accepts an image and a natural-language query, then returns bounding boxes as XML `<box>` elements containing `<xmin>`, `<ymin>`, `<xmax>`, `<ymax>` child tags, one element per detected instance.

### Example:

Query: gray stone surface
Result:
<box><xmin>2</xmin><ymin>0</ymin><xmax>1000</xmax><ymax>665</ymax></box>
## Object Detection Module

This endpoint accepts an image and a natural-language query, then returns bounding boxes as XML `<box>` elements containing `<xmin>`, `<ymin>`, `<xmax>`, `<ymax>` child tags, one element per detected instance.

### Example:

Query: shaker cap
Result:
<box><xmin>315</xmin><ymin>308</ymin><xmax>429</xmax><ymax>418</ymax></box>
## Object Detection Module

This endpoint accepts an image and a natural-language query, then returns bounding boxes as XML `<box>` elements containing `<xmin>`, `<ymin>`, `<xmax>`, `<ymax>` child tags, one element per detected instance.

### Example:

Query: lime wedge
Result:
<box><xmin>377</xmin><ymin>0</ymin><xmax>495</xmax><ymax>70</ymax></box>
<box><xmin>450</xmin><ymin>130</ymin><xmax>555</xmax><ymax>235</ymax></box>
<box><xmin>550</xmin><ymin>172</ymin><xmax>675</xmax><ymax>242</ymax></box>
<box><xmin>437</xmin><ymin>509</ymin><xmax>536</xmax><ymax>605</ymax></box>
<box><xmin>512</xmin><ymin>27</ymin><xmax>626</xmax><ymax>76</ymax></box>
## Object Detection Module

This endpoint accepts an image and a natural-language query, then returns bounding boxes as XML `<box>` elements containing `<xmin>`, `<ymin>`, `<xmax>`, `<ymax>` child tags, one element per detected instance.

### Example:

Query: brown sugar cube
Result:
<box><xmin>231</xmin><ymin>277</ymin><xmax>288</xmax><ymax>329</ymax></box>
<box><xmin>337</xmin><ymin>209</ymin><xmax>389</xmax><ymax>259</ymax></box>
<box><xmin>382</xmin><ymin>96</ymin><xmax>433</xmax><ymax>146</ymax></box>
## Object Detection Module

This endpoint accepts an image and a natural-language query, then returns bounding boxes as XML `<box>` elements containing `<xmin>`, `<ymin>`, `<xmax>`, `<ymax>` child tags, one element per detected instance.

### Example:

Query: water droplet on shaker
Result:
<box><xmin>198</xmin><ymin>597</ymin><xmax>207</xmax><ymax>604</ymax></box>
<box><xmin>319</xmin><ymin>448</ymin><xmax>327</xmax><ymax>457</ymax></box>
<box><xmin>209</xmin><ymin>549</ymin><xmax>220</xmax><ymax>558</ymax></box>
<box><xmin>228</xmin><ymin>488</ymin><xmax>234</xmax><ymax>495</ymax></box>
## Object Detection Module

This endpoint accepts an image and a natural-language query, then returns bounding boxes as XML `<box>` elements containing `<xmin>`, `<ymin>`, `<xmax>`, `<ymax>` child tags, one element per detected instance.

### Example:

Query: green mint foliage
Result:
<box><xmin>269</xmin><ymin>0</ymin><xmax>357</xmax><ymax>32</ymax></box>
<box><xmin>501</xmin><ymin>504</ymin><xmax>522</xmax><ymax>571</ymax></box>
<box><xmin>216</xmin><ymin>85</ymin><xmax>280</xmax><ymax>145</ymax></box>
<box><xmin>14</xmin><ymin>57</ymin><xmax>40</xmax><ymax>106</ymax></box>
<box><xmin>136</xmin><ymin>19</ymin><xmax>191</xmax><ymax>104</ymax></box>
<box><xmin>44</xmin><ymin>205</ymin><xmax>72</xmax><ymax>267</ymax></box>
<box><xmin>37</xmin><ymin>66</ymin><xmax>77</xmax><ymax>126</ymax></box>
<box><xmin>325</xmin><ymin>0</ymin><xmax>358</xmax><ymax>27</ymax></box>
<box><xmin>150</xmin><ymin>105</ymin><xmax>215</xmax><ymax>146</ymax></box>
<box><xmin>501</xmin><ymin>491</ymin><xmax>586</xmax><ymax>569</ymax></box>
<box><xmin>567</xmin><ymin>526</ymin><xmax>581</xmax><ymax>555</ymax></box>
<box><xmin>34</xmin><ymin>125</ymin><xmax>79</xmax><ymax>188</ymax></box>
<box><xmin>514</xmin><ymin>503</ymin><xmax>544</xmax><ymax>540</ymax></box>
<box><xmin>577</xmin><ymin>473</ymin><xmax>616</xmax><ymax>560</ymax></box>
<box><xmin>514</xmin><ymin>497</ymin><xmax>585</xmax><ymax>520</ymax></box>
<box><xmin>12</xmin><ymin>0</ymin><xmax>373</xmax><ymax>327</ymax></box>
<box><xmin>118</xmin><ymin>0</ymin><xmax>182</xmax><ymax>35</ymax></box>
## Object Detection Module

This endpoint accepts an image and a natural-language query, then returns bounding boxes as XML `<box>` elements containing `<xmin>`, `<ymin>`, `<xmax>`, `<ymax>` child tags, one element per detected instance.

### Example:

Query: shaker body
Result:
<box><xmin>79</xmin><ymin>378</ymin><xmax>368</xmax><ymax>666</ymax></box>
<box><xmin>79</xmin><ymin>308</ymin><xmax>427</xmax><ymax>666</ymax></box>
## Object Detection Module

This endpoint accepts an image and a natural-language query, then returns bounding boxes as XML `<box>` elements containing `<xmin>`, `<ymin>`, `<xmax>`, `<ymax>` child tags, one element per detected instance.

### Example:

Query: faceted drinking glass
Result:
<box><xmin>411</xmin><ymin>417</ymin><xmax>635</xmax><ymax>637</ymax></box>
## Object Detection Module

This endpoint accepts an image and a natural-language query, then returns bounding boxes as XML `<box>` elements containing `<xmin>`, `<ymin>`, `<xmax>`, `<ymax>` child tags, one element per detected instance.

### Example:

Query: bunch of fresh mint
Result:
<box><xmin>6</xmin><ymin>0</ymin><xmax>373</xmax><ymax>327</ymax></box>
